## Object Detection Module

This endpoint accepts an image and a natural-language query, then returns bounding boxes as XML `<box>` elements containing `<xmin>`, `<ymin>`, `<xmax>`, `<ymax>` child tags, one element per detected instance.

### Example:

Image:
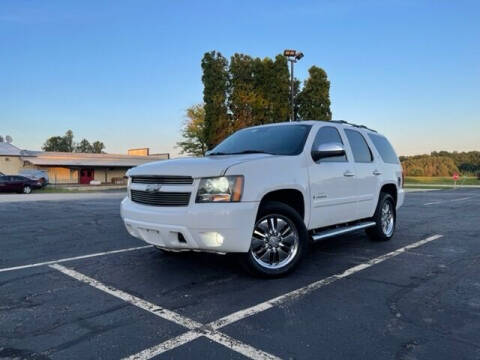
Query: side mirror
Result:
<box><xmin>311</xmin><ymin>142</ymin><xmax>346</xmax><ymax>162</ymax></box>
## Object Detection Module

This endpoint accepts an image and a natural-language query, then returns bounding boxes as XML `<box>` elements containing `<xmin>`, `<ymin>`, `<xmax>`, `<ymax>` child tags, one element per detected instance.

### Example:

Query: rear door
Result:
<box><xmin>308</xmin><ymin>125</ymin><xmax>358</xmax><ymax>228</ymax></box>
<box><xmin>343</xmin><ymin>129</ymin><xmax>381</xmax><ymax>219</ymax></box>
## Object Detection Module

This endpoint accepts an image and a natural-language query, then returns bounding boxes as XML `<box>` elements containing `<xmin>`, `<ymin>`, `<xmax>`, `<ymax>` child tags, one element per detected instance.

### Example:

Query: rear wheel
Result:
<box><xmin>366</xmin><ymin>192</ymin><xmax>396</xmax><ymax>241</ymax></box>
<box><xmin>23</xmin><ymin>185</ymin><xmax>32</xmax><ymax>194</ymax></box>
<box><xmin>244</xmin><ymin>201</ymin><xmax>308</xmax><ymax>277</ymax></box>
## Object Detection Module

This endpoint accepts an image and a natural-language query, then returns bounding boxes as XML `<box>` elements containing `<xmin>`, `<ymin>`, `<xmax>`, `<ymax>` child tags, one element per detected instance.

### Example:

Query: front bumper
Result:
<box><xmin>120</xmin><ymin>197</ymin><xmax>259</xmax><ymax>253</ymax></box>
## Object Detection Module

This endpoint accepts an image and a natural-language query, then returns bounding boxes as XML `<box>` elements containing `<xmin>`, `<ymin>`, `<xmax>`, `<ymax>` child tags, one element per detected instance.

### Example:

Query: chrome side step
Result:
<box><xmin>311</xmin><ymin>221</ymin><xmax>376</xmax><ymax>242</ymax></box>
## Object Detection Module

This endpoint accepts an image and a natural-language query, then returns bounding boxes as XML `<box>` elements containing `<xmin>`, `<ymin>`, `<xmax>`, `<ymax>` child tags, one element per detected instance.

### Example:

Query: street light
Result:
<box><xmin>283</xmin><ymin>49</ymin><xmax>304</xmax><ymax>121</ymax></box>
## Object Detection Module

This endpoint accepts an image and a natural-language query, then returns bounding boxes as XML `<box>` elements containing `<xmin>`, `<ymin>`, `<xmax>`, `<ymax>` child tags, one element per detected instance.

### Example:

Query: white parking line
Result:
<box><xmin>209</xmin><ymin>234</ymin><xmax>443</xmax><ymax>330</ymax></box>
<box><xmin>50</xmin><ymin>234</ymin><xmax>443</xmax><ymax>359</ymax></box>
<box><xmin>50</xmin><ymin>263</ymin><xmax>202</xmax><ymax>330</ymax></box>
<box><xmin>49</xmin><ymin>264</ymin><xmax>280</xmax><ymax>360</ymax></box>
<box><xmin>424</xmin><ymin>197</ymin><xmax>472</xmax><ymax>206</ymax></box>
<box><xmin>0</xmin><ymin>245</ymin><xmax>153</xmax><ymax>273</ymax></box>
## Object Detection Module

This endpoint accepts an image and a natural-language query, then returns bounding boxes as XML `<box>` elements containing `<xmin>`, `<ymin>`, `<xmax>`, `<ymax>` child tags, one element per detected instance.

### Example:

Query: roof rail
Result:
<box><xmin>331</xmin><ymin>120</ymin><xmax>377</xmax><ymax>133</ymax></box>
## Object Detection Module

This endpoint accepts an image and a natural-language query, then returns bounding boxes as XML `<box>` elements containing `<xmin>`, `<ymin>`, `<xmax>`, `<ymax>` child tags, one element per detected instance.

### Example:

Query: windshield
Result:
<box><xmin>209</xmin><ymin>124</ymin><xmax>312</xmax><ymax>156</ymax></box>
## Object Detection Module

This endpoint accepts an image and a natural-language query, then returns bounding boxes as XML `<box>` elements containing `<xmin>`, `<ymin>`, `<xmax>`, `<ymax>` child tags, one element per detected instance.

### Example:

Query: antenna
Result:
<box><xmin>5</xmin><ymin>135</ymin><xmax>12</xmax><ymax>144</ymax></box>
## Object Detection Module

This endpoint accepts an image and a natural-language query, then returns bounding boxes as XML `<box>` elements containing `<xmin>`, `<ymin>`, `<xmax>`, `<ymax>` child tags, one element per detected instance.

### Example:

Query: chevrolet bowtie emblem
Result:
<box><xmin>145</xmin><ymin>184</ymin><xmax>162</xmax><ymax>193</ymax></box>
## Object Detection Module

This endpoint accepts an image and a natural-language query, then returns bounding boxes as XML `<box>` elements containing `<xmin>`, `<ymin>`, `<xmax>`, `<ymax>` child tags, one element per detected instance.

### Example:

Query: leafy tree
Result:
<box><xmin>91</xmin><ymin>141</ymin><xmax>105</xmax><ymax>153</ymax></box>
<box><xmin>64</xmin><ymin>130</ymin><xmax>74</xmax><ymax>152</ymax></box>
<box><xmin>76</xmin><ymin>139</ymin><xmax>93</xmax><ymax>153</ymax></box>
<box><xmin>42</xmin><ymin>130</ymin><xmax>106</xmax><ymax>153</ymax></box>
<box><xmin>176</xmin><ymin>104</ymin><xmax>208</xmax><ymax>156</ymax></box>
<box><xmin>201</xmin><ymin>51</ymin><xmax>230</xmax><ymax>149</ymax></box>
<box><xmin>297</xmin><ymin>66</ymin><xmax>332</xmax><ymax>120</ymax></box>
<box><xmin>42</xmin><ymin>130</ymin><xmax>75</xmax><ymax>152</ymax></box>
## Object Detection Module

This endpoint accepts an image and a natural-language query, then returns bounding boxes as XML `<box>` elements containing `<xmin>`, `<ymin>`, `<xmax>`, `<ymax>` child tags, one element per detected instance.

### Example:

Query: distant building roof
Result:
<box><xmin>22</xmin><ymin>152</ymin><xmax>169</xmax><ymax>167</ymax></box>
<box><xmin>0</xmin><ymin>142</ymin><xmax>22</xmax><ymax>156</ymax></box>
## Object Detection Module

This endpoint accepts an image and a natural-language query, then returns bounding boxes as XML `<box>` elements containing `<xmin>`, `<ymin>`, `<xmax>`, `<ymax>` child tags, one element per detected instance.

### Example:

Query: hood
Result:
<box><xmin>127</xmin><ymin>153</ymin><xmax>275</xmax><ymax>178</ymax></box>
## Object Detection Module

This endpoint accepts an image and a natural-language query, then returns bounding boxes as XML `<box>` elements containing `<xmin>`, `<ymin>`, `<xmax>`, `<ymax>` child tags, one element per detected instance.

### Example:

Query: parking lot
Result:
<box><xmin>1</xmin><ymin>189</ymin><xmax>479</xmax><ymax>360</ymax></box>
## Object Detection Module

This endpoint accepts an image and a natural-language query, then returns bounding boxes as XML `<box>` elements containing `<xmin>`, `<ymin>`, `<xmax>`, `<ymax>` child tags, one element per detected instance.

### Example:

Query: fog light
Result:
<box><xmin>200</xmin><ymin>232</ymin><xmax>224</xmax><ymax>247</ymax></box>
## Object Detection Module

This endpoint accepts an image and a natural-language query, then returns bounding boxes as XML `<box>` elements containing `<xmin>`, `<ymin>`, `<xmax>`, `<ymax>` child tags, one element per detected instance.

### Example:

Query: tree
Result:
<box><xmin>176</xmin><ymin>104</ymin><xmax>208</xmax><ymax>156</ymax></box>
<box><xmin>42</xmin><ymin>130</ymin><xmax>106</xmax><ymax>153</ymax></box>
<box><xmin>297</xmin><ymin>66</ymin><xmax>332</xmax><ymax>121</ymax></box>
<box><xmin>201</xmin><ymin>51</ymin><xmax>230</xmax><ymax>149</ymax></box>
<box><xmin>76</xmin><ymin>139</ymin><xmax>93</xmax><ymax>153</ymax></box>
<box><xmin>91</xmin><ymin>141</ymin><xmax>105</xmax><ymax>154</ymax></box>
<box><xmin>42</xmin><ymin>130</ymin><xmax>75</xmax><ymax>152</ymax></box>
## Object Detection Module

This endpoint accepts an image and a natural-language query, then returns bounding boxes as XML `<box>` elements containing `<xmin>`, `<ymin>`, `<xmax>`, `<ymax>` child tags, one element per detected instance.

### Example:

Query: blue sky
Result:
<box><xmin>1</xmin><ymin>0</ymin><xmax>478</xmax><ymax>156</ymax></box>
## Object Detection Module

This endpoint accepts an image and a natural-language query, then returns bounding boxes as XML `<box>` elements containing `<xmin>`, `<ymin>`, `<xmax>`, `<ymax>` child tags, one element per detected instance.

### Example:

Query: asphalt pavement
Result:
<box><xmin>0</xmin><ymin>189</ymin><xmax>479</xmax><ymax>359</ymax></box>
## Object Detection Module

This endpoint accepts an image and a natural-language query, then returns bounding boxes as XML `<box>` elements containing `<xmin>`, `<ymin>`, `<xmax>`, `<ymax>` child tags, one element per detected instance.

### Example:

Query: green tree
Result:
<box><xmin>176</xmin><ymin>104</ymin><xmax>208</xmax><ymax>156</ymax></box>
<box><xmin>42</xmin><ymin>130</ymin><xmax>75</xmax><ymax>152</ymax></box>
<box><xmin>91</xmin><ymin>141</ymin><xmax>105</xmax><ymax>153</ymax></box>
<box><xmin>202</xmin><ymin>51</ymin><xmax>230</xmax><ymax>148</ymax></box>
<box><xmin>297</xmin><ymin>66</ymin><xmax>332</xmax><ymax>120</ymax></box>
<box><xmin>42</xmin><ymin>130</ymin><xmax>106</xmax><ymax>153</ymax></box>
<box><xmin>76</xmin><ymin>139</ymin><xmax>93</xmax><ymax>153</ymax></box>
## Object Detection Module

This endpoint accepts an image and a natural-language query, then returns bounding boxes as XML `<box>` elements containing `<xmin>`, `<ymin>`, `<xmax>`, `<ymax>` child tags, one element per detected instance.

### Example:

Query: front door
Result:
<box><xmin>308</xmin><ymin>125</ymin><xmax>358</xmax><ymax>229</ymax></box>
<box><xmin>79</xmin><ymin>169</ymin><xmax>94</xmax><ymax>184</ymax></box>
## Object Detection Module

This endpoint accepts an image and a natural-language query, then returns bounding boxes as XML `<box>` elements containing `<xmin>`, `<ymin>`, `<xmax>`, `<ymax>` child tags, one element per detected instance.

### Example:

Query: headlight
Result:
<box><xmin>196</xmin><ymin>176</ymin><xmax>244</xmax><ymax>203</ymax></box>
<box><xmin>127</xmin><ymin>176</ymin><xmax>132</xmax><ymax>199</ymax></box>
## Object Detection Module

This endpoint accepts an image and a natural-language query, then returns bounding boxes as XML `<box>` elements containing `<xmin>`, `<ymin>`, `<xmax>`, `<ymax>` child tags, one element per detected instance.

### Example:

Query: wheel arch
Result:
<box><xmin>379</xmin><ymin>183</ymin><xmax>398</xmax><ymax>206</ymax></box>
<box><xmin>258</xmin><ymin>188</ymin><xmax>306</xmax><ymax>221</ymax></box>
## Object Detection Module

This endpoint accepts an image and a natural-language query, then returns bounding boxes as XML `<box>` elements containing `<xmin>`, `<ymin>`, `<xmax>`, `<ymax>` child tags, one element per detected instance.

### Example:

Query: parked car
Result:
<box><xmin>18</xmin><ymin>169</ymin><xmax>49</xmax><ymax>187</ymax></box>
<box><xmin>0</xmin><ymin>175</ymin><xmax>43</xmax><ymax>194</ymax></box>
<box><xmin>121</xmin><ymin>120</ymin><xmax>405</xmax><ymax>277</ymax></box>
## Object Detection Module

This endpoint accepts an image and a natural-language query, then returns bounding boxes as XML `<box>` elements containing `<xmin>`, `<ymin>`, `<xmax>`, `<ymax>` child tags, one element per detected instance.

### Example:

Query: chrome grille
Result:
<box><xmin>131</xmin><ymin>190</ymin><xmax>191</xmax><ymax>207</ymax></box>
<box><xmin>131</xmin><ymin>176</ymin><xmax>193</xmax><ymax>185</ymax></box>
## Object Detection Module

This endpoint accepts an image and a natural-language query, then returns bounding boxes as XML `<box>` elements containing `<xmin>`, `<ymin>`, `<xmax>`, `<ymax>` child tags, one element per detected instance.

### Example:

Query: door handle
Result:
<box><xmin>343</xmin><ymin>170</ymin><xmax>355</xmax><ymax>177</ymax></box>
<box><xmin>373</xmin><ymin>170</ymin><xmax>382</xmax><ymax>176</ymax></box>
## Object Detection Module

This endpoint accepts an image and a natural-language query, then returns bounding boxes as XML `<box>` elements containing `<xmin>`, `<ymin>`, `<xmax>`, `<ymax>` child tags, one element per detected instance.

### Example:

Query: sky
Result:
<box><xmin>1</xmin><ymin>0</ymin><xmax>479</xmax><ymax>157</ymax></box>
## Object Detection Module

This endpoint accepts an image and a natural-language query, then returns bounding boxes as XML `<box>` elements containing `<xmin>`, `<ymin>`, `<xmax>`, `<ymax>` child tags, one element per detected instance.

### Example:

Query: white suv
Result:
<box><xmin>121</xmin><ymin>121</ymin><xmax>404</xmax><ymax>277</ymax></box>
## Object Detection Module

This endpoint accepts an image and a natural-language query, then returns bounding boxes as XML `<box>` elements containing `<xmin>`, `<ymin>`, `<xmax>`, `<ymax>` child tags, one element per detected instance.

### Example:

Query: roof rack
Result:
<box><xmin>331</xmin><ymin>120</ymin><xmax>377</xmax><ymax>133</ymax></box>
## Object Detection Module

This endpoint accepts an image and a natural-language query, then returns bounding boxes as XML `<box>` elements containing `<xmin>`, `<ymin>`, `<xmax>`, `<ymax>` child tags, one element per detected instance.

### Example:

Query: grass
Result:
<box><xmin>404</xmin><ymin>176</ymin><xmax>480</xmax><ymax>186</ymax></box>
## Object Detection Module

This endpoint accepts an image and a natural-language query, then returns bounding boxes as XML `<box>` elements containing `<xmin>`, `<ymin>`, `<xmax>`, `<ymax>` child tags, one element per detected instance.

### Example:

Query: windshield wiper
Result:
<box><xmin>206</xmin><ymin>151</ymin><xmax>230</xmax><ymax>156</ymax></box>
<box><xmin>229</xmin><ymin>150</ymin><xmax>275</xmax><ymax>155</ymax></box>
<box><xmin>207</xmin><ymin>150</ymin><xmax>277</xmax><ymax>156</ymax></box>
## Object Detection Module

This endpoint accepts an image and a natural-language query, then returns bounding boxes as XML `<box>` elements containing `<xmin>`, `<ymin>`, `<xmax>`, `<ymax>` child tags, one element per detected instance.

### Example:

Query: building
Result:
<box><xmin>0</xmin><ymin>142</ymin><xmax>169</xmax><ymax>185</ymax></box>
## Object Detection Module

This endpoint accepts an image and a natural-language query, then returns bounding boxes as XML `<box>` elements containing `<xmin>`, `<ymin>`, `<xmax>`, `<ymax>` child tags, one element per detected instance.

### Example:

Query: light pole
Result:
<box><xmin>284</xmin><ymin>49</ymin><xmax>304</xmax><ymax>121</ymax></box>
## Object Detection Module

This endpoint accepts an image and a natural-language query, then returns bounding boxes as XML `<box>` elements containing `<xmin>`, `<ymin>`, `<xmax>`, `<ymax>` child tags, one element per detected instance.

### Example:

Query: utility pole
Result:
<box><xmin>284</xmin><ymin>50</ymin><xmax>304</xmax><ymax>121</ymax></box>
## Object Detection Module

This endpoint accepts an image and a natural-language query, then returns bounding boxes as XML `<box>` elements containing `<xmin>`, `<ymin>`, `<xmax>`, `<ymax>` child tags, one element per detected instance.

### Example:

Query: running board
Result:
<box><xmin>311</xmin><ymin>221</ymin><xmax>376</xmax><ymax>242</ymax></box>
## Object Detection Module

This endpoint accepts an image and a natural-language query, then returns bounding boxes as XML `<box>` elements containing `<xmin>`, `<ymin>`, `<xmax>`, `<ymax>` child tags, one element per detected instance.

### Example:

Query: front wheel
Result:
<box><xmin>243</xmin><ymin>201</ymin><xmax>308</xmax><ymax>277</ymax></box>
<box><xmin>366</xmin><ymin>192</ymin><xmax>396</xmax><ymax>241</ymax></box>
<box><xmin>23</xmin><ymin>186</ymin><xmax>32</xmax><ymax>194</ymax></box>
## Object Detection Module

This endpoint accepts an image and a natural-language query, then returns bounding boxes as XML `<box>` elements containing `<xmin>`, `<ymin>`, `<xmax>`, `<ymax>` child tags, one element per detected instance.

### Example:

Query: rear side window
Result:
<box><xmin>312</xmin><ymin>126</ymin><xmax>347</xmax><ymax>162</ymax></box>
<box><xmin>344</xmin><ymin>129</ymin><xmax>373</xmax><ymax>163</ymax></box>
<box><xmin>368</xmin><ymin>134</ymin><xmax>399</xmax><ymax>164</ymax></box>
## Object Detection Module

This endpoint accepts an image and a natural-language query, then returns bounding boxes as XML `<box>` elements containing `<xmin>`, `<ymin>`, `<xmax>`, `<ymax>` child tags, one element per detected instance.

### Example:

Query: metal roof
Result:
<box><xmin>0</xmin><ymin>142</ymin><xmax>22</xmax><ymax>156</ymax></box>
<box><xmin>21</xmin><ymin>152</ymin><xmax>169</xmax><ymax>167</ymax></box>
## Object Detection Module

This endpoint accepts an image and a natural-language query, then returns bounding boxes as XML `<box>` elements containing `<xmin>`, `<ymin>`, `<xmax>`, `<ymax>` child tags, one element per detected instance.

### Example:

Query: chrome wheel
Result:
<box><xmin>250</xmin><ymin>215</ymin><xmax>299</xmax><ymax>270</ymax></box>
<box><xmin>381</xmin><ymin>201</ymin><xmax>394</xmax><ymax>237</ymax></box>
<box><xmin>23</xmin><ymin>186</ymin><xmax>32</xmax><ymax>194</ymax></box>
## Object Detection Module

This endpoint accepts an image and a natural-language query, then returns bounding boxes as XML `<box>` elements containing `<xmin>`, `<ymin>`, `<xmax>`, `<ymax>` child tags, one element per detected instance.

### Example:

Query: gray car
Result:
<box><xmin>18</xmin><ymin>170</ymin><xmax>49</xmax><ymax>187</ymax></box>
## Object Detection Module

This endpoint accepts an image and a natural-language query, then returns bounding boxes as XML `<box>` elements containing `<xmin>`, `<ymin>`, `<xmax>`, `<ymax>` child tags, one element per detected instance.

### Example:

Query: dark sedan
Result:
<box><xmin>0</xmin><ymin>175</ymin><xmax>43</xmax><ymax>194</ymax></box>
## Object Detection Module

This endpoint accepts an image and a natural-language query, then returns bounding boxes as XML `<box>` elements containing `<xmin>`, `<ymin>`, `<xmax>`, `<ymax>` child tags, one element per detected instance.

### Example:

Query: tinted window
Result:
<box><xmin>368</xmin><ymin>134</ymin><xmax>399</xmax><ymax>164</ymax></box>
<box><xmin>344</xmin><ymin>129</ymin><xmax>373</xmax><ymax>163</ymax></box>
<box><xmin>312</xmin><ymin>126</ymin><xmax>347</xmax><ymax>162</ymax></box>
<box><xmin>210</xmin><ymin>124</ymin><xmax>312</xmax><ymax>156</ymax></box>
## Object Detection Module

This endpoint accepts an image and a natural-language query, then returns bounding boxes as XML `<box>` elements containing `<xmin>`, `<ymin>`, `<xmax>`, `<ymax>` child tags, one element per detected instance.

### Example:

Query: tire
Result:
<box><xmin>23</xmin><ymin>186</ymin><xmax>32</xmax><ymax>194</ymax></box>
<box><xmin>366</xmin><ymin>192</ymin><xmax>396</xmax><ymax>241</ymax></box>
<box><xmin>243</xmin><ymin>201</ymin><xmax>308</xmax><ymax>277</ymax></box>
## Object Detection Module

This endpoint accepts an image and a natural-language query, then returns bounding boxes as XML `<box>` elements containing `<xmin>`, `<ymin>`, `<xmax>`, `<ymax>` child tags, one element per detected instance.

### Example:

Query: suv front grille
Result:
<box><xmin>131</xmin><ymin>176</ymin><xmax>193</xmax><ymax>185</ymax></box>
<box><xmin>131</xmin><ymin>190</ymin><xmax>191</xmax><ymax>206</ymax></box>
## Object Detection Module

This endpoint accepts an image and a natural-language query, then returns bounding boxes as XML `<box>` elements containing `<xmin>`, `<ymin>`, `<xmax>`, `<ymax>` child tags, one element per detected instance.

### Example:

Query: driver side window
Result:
<box><xmin>312</xmin><ymin>126</ymin><xmax>347</xmax><ymax>162</ymax></box>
